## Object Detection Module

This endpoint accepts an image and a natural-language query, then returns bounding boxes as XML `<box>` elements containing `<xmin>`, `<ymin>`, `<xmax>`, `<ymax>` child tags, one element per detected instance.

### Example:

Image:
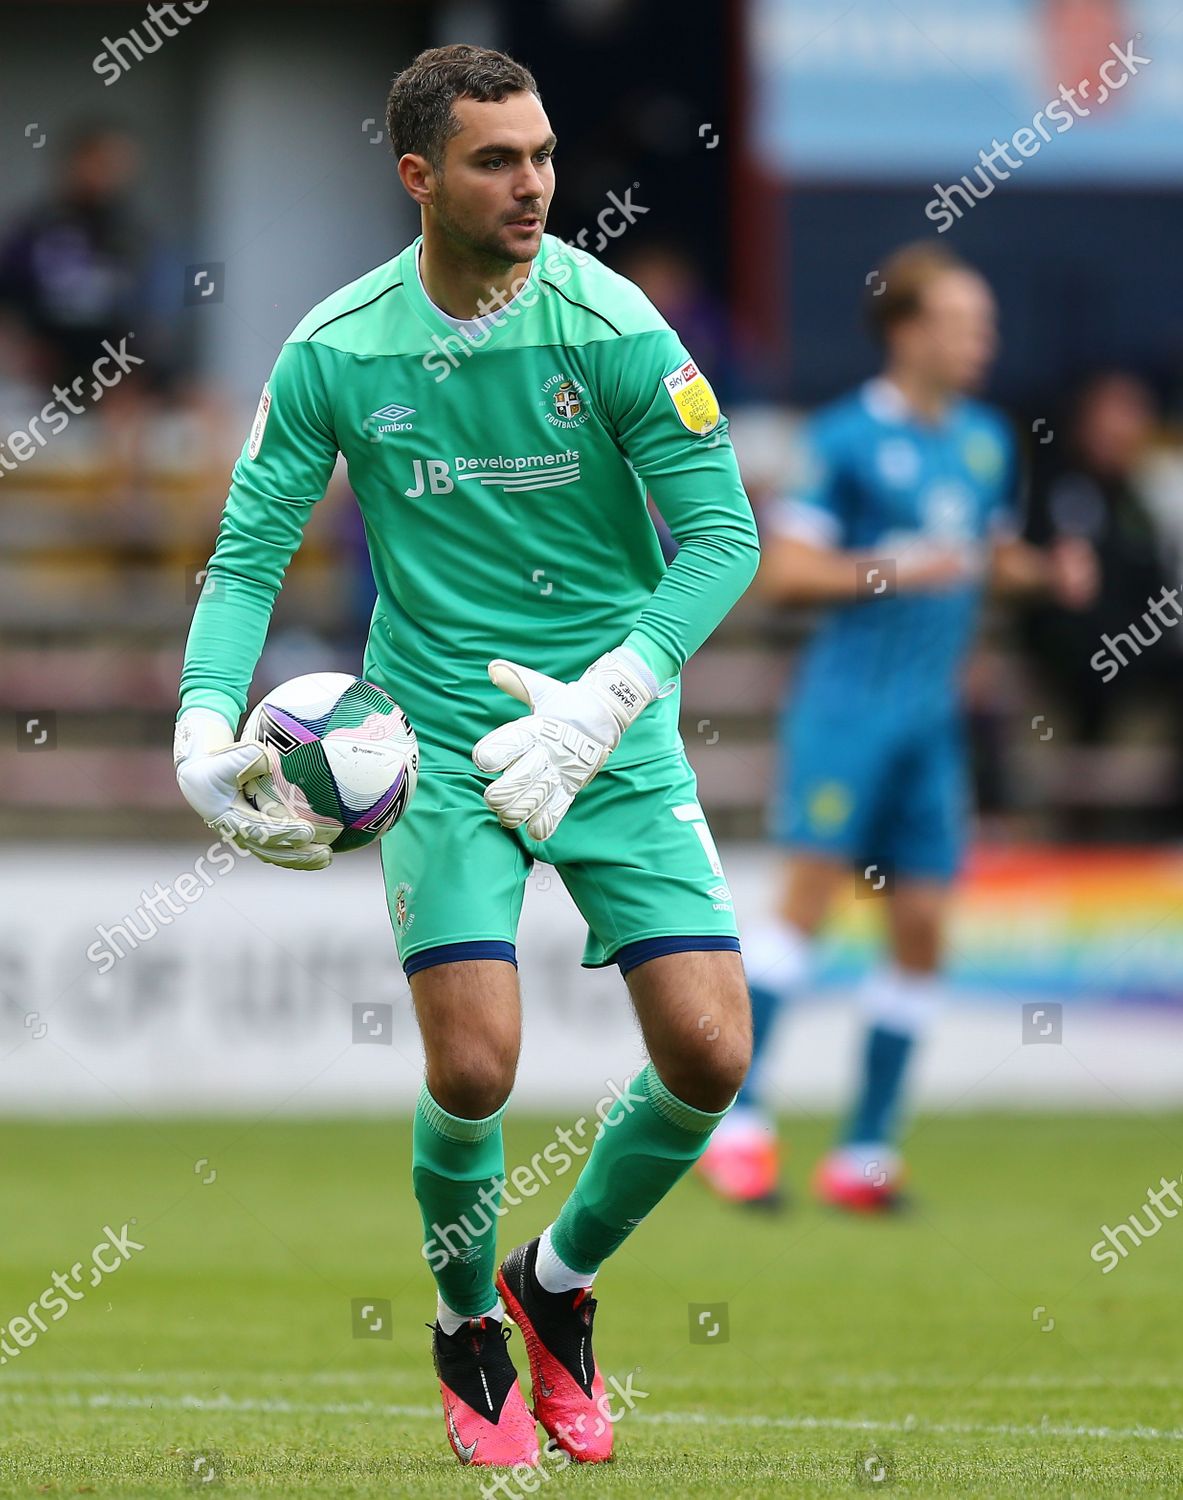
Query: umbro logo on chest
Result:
<box><xmin>365</xmin><ymin>403</ymin><xmax>416</xmax><ymax>438</ymax></box>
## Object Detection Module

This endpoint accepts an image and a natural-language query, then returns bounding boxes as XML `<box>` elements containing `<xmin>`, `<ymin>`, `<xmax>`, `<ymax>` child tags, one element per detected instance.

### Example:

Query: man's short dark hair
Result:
<box><xmin>866</xmin><ymin>242</ymin><xmax>972</xmax><ymax>342</ymax></box>
<box><xmin>385</xmin><ymin>44</ymin><xmax>539</xmax><ymax>172</ymax></box>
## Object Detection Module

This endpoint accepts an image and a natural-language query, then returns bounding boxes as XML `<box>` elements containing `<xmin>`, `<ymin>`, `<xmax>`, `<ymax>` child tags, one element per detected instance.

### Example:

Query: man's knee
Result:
<box><xmin>411</xmin><ymin>959</ymin><xmax>521</xmax><ymax>1120</ymax></box>
<box><xmin>426</xmin><ymin>1047</ymin><xmax>517</xmax><ymax>1119</ymax></box>
<box><xmin>664</xmin><ymin>994</ymin><xmax>752</xmax><ymax>1111</ymax></box>
<box><xmin>890</xmin><ymin>884</ymin><xmax>948</xmax><ymax>971</ymax></box>
<box><xmin>418</xmin><ymin>998</ymin><xmax>520</xmax><ymax>1118</ymax></box>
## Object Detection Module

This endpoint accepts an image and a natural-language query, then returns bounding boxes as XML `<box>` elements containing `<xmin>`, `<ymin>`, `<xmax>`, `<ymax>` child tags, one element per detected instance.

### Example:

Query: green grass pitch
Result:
<box><xmin>1</xmin><ymin>1112</ymin><xmax>1180</xmax><ymax>1497</ymax></box>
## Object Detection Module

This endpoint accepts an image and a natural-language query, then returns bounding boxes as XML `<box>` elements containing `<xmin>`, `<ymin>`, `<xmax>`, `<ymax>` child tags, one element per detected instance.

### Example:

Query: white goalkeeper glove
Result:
<box><xmin>173</xmin><ymin>707</ymin><xmax>332</xmax><ymax>871</ymax></box>
<box><xmin>471</xmin><ymin>648</ymin><xmax>660</xmax><ymax>840</ymax></box>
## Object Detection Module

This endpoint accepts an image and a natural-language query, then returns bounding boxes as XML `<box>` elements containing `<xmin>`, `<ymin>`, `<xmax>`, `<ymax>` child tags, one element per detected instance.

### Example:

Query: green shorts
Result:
<box><xmin>379</xmin><ymin>748</ymin><xmax>739</xmax><ymax>973</ymax></box>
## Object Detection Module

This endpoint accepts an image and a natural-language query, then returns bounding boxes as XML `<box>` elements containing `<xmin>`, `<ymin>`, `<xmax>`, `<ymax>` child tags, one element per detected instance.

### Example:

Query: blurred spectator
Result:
<box><xmin>0</xmin><ymin>121</ymin><xmax>171</xmax><ymax>394</ymax></box>
<box><xmin>1021</xmin><ymin>371</ymin><xmax>1183</xmax><ymax>825</ymax></box>
<box><xmin>614</xmin><ymin>240</ymin><xmax>733</xmax><ymax>400</ymax></box>
<box><xmin>0</xmin><ymin>121</ymin><xmax>215</xmax><ymax>569</ymax></box>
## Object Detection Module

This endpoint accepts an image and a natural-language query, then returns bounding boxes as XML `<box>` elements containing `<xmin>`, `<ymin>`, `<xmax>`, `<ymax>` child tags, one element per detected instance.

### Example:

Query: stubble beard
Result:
<box><xmin>433</xmin><ymin>187</ymin><xmax>545</xmax><ymax>274</ymax></box>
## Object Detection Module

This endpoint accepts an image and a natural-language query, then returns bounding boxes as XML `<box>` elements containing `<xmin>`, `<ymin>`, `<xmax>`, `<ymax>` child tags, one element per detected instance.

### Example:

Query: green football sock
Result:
<box><xmin>412</xmin><ymin>1083</ymin><xmax>506</xmax><ymax>1317</ymax></box>
<box><xmin>550</xmin><ymin>1061</ymin><xmax>733</xmax><ymax>1275</ymax></box>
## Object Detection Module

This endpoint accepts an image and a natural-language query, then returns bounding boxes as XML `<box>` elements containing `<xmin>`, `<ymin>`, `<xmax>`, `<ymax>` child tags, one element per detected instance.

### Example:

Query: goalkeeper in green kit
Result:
<box><xmin>175</xmin><ymin>44</ymin><xmax>759</xmax><ymax>1468</ymax></box>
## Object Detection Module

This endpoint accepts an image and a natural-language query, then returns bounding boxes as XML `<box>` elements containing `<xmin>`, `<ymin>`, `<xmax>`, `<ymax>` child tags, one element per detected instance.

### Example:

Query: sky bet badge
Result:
<box><xmin>662</xmin><ymin>360</ymin><xmax>721</xmax><ymax>435</ymax></box>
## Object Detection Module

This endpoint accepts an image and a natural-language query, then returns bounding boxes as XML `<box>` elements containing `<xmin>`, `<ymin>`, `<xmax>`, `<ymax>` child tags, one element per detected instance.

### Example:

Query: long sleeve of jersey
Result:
<box><xmin>586</xmin><ymin>330</ymin><xmax>759</xmax><ymax>682</ymax></box>
<box><xmin>179</xmin><ymin>340</ymin><xmax>338</xmax><ymax>729</ymax></box>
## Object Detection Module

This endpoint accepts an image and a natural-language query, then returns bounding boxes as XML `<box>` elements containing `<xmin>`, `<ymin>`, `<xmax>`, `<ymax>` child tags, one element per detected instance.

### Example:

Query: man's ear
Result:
<box><xmin>397</xmin><ymin>153</ymin><xmax>434</xmax><ymax>207</ymax></box>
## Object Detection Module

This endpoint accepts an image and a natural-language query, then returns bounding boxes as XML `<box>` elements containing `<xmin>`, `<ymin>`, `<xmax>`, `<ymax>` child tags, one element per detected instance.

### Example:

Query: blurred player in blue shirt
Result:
<box><xmin>698</xmin><ymin>243</ymin><xmax>1095</xmax><ymax>1210</ymax></box>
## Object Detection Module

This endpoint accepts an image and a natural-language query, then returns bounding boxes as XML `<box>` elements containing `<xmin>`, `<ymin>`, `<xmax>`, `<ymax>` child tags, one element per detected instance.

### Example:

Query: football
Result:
<box><xmin>241</xmin><ymin>672</ymin><xmax>419</xmax><ymax>852</ymax></box>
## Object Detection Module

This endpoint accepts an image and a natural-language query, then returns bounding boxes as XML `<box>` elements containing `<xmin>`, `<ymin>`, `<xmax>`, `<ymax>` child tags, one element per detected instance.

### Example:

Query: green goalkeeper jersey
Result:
<box><xmin>179</xmin><ymin>233</ymin><xmax>759</xmax><ymax>774</ymax></box>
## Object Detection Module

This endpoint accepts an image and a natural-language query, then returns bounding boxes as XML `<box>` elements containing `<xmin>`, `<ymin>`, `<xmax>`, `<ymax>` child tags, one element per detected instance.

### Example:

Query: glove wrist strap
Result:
<box><xmin>173</xmin><ymin>706</ymin><xmax>237</xmax><ymax>767</ymax></box>
<box><xmin>585</xmin><ymin>648</ymin><xmax>658</xmax><ymax>737</ymax></box>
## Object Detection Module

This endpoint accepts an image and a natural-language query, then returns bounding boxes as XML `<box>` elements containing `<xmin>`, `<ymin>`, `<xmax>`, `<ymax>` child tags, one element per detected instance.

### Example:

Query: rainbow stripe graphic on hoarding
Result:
<box><xmin>817</xmin><ymin>847</ymin><xmax>1183</xmax><ymax>1006</ymax></box>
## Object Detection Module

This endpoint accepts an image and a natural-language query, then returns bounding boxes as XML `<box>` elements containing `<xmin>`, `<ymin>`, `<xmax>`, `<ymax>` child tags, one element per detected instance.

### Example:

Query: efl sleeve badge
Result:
<box><xmin>661</xmin><ymin>360</ymin><xmax>721</xmax><ymax>435</ymax></box>
<box><xmin>247</xmin><ymin>383</ymin><xmax>272</xmax><ymax>459</ymax></box>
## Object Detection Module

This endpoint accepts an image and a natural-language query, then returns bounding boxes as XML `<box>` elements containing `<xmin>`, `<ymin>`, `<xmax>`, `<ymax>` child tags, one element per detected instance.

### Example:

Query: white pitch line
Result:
<box><xmin>0</xmin><ymin>1369</ymin><xmax>424</xmax><ymax>1387</ymax></box>
<box><xmin>0</xmin><ymin>1390</ymin><xmax>437</xmax><ymax>1419</ymax></box>
<box><xmin>641</xmin><ymin>1410</ymin><xmax>1183</xmax><ymax>1444</ymax></box>
<box><xmin>0</xmin><ymin>1389</ymin><xmax>1180</xmax><ymax>1443</ymax></box>
<box><xmin>4</xmin><ymin>1368</ymin><xmax>1179</xmax><ymax>1392</ymax></box>
<box><xmin>646</xmin><ymin>1369</ymin><xmax>1183</xmax><ymax>1393</ymax></box>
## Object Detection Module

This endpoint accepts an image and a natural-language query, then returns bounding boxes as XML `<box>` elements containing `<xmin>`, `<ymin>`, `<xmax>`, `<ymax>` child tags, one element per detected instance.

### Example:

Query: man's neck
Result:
<box><xmin>418</xmin><ymin>225</ymin><xmax>533</xmax><ymax>321</ymax></box>
<box><xmin>882</xmin><ymin>365</ymin><xmax>954</xmax><ymax>425</ymax></box>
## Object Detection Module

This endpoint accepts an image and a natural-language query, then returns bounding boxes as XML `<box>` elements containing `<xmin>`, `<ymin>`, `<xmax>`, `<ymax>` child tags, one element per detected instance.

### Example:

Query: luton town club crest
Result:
<box><xmin>542</xmin><ymin>372</ymin><xmax>589</xmax><ymax>429</ymax></box>
<box><xmin>553</xmin><ymin>381</ymin><xmax>581</xmax><ymax>420</ymax></box>
<box><xmin>394</xmin><ymin>882</ymin><xmax>415</xmax><ymax>934</ymax></box>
